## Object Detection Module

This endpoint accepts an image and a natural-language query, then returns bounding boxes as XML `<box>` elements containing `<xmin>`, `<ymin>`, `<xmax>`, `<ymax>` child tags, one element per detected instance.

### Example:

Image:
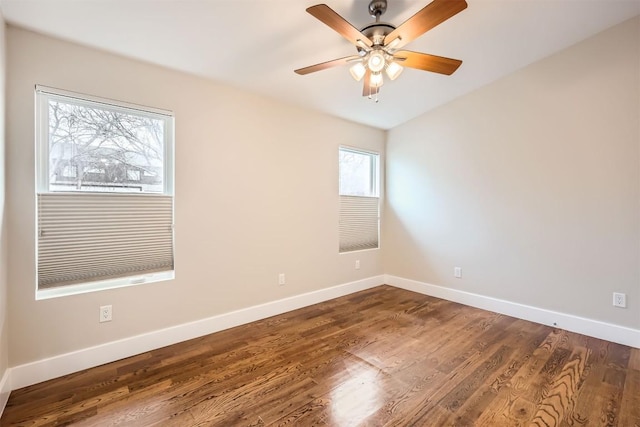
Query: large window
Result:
<box><xmin>35</xmin><ymin>86</ymin><xmax>175</xmax><ymax>298</ymax></box>
<box><xmin>339</xmin><ymin>147</ymin><xmax>379</xmax><ymax>252</ymax></box>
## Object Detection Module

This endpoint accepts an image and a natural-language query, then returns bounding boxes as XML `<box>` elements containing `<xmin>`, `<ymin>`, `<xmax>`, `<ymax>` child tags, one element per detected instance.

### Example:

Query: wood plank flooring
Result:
<box><xmin>2</xmin><ymin>285</ymin><xmax>639</xmax><ymax>426</ymax></box>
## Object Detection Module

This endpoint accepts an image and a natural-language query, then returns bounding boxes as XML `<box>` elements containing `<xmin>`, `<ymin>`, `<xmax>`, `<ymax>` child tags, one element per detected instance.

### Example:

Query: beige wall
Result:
<box><xmin>6</xmin><ymin>26</ymin><xmax>385</xmax><ymax>366</ymax></box>
<box><xmin>0</xmin><ymin>15</ymin><xmax>8</xmax><ymax>379</ymax></box>
<box><xmin>6</xmin><ymin>13</ymin><xmax>637</xmax><ymax>371</ymax></box>
<box><xmin>385</xmin><ymin>17</ymin><xmax>640</xmax><ymax>329</ymax></box>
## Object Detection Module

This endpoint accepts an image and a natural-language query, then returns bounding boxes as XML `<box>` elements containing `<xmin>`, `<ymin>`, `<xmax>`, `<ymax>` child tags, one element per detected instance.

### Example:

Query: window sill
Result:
<box><xmin>339</xmin><ymin>247</ymin><xmax>380</xmax><ymax>254</ymax></box>
<box><xmin>36</xmin><ymin>271</ymin><xmax>175</xmax><ymax>300</ymax></box>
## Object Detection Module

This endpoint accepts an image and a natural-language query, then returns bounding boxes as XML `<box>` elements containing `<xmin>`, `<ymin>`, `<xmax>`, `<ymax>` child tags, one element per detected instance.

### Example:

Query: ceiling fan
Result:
<box><xmin>295</xmin><ymin>0</ymin><xmax>468</xmax><ymax>99</ymax></box>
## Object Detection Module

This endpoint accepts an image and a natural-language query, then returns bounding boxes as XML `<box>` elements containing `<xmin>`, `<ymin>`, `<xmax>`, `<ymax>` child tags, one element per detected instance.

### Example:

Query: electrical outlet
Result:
<box><xmin>613</xmin><ymin>292</ymin><xmax>626</xmax><ymax>308</ymax></box>
<box><xmin>99</xmin><ymin>305</ymin><xmax>112</xmax><ymax>322</ymax></box>
<box><xmin>355</xmin><ymin>260</ymin><xmax>360</xmax><ymax>270</ymax></box>
<box><xmin>278</xmin><ymin>273</ymin><xmax>286</xmax><ymax>286</ymax></box>
<box><xmin>454</xmin><ymin>267</ymin><xmax>462</xmax><ymax>278</ymax></box>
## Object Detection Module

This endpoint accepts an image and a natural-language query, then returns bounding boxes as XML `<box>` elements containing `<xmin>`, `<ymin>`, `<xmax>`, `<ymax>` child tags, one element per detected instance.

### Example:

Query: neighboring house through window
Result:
<box><xmin>35</xmin><ymin>86</ymin><xmax>175</xmax><ymax>299</ymax></box>
<box><xmin>338</xmin><ymin>147</ymin><xmax>380</xmax><ymax>252</ymax></box>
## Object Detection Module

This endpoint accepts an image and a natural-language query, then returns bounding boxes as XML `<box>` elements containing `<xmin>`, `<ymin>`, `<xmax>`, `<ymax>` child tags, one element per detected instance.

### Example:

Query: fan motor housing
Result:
<box><xmin>360</xmin><ymin>22</ymin><xmax>396</xmax><ymax>47</ymax></box>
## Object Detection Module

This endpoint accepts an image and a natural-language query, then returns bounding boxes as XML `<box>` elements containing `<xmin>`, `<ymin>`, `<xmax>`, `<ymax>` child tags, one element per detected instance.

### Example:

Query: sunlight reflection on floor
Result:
<box><xmin>330</xmin><ymin>362</ymin><xmax>382</xmax><ymax>426</ymax></box>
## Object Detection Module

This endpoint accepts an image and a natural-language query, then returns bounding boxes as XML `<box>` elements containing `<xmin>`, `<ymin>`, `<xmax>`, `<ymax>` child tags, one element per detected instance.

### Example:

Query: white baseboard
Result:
<box><xmin>386</xmin><ymin>275</ymin><xmax>640</xmax><ymax>349</ymax></box>
<box><xmin>10</xmin><ymin>275</ymin><xmax>385</xmax><ymax>390</ymax></box>
<box><xmin>0</xmin><ymin>368</ymin><xmax>10</xmax><ymax>417</ymax></box>
<box><xmin>8</xmin><ymin>274</ymin><xmax>638</xmax><ymax>394</ymax></box>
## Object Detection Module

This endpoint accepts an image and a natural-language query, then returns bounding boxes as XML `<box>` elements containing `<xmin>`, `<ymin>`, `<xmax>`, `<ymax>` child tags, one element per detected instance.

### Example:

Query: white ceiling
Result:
<box><xmin>2</xmin><ymin>0</ymin><xmax>639</xmax><ymax>130</ymax></box>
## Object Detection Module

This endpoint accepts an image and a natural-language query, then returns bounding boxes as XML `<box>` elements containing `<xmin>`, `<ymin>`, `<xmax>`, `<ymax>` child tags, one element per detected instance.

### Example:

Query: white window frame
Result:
<box><xmin>35</xmin><ymin>85</ymin><xmax>175</xmax><ymax>299</ymax></box>
<box><xmin>338</xmin><ymin>146</ymin><xmax>380</xmax><ymax>253</ymax></box>
<box><xmin>339</xmin><ymin>146</ymin><xmax>380</xmax><ymax>197</ymax></box>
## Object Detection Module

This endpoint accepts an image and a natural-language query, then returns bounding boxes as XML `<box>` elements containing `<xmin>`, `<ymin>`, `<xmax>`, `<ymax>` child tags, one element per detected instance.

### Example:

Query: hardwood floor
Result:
<box><xmin>2</xmin><ymin>285</ymin><xmax>639</xmax><ymax>426</ymax></box>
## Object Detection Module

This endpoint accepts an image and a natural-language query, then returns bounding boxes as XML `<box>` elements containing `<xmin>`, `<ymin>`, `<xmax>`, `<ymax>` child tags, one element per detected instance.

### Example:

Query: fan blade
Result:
<box><xmin>394</xmin><ymin>50</ymin><xmax>462</xmax><ymax>75</ymax></box>
<box><xmin>384</xmin><ymin>0</ymin><xmax>467</xmax><ymax>48</ymax></box>
<box><xmin>362</xmin><ymin>70</ymin><xmax>379</xmax><ymax>97</ymax></box>
<box><xmin>307</xmin><ymin>4</ymin><xmax>373</xmax><ymax>47</ymax></box>
<box><xmin>295</xmin><ymin>55</ymin><xmax>361</xmax><ymax>75</ymax></box>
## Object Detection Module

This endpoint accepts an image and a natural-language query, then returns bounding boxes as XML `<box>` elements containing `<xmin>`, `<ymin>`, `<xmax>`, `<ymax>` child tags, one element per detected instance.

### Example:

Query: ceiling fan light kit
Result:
<box><xmin>386</xmin><ymin>61</ymin><xmax>403</xmax><ymax>80</ymax></box>
<box><xmin>370</xmin><ymin>71</ymin><xmax>384</xmax><ymax>87</ymax></box>
<box><xmin>295</xmin><ymin>0</ymin><xmax>468</xmax><ymax>100</ymax></box>
<box><xmin>349</xmin><ymin>62</ymin><xmax>367</xmax><ymax>81</ymax></box>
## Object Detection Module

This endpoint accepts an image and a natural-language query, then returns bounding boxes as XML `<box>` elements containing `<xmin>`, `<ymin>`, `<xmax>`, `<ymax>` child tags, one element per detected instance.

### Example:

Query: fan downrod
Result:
<box><xmin>368</xmin><ymin>0</ymin><xmax>387</xmax><ymax>20</ymax></box>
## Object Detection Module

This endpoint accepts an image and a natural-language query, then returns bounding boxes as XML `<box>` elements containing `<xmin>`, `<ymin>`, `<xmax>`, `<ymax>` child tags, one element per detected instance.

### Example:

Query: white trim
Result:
<box><xmin>36</xmin><ymin>270</ymin><xmax>174</xmax><ymax>300</ymax></box>
<box><xmin>9</xmin><ymin>274</ymin><xmax>637</xmax><ymax>392</ymax></box>
<box><xmin>10</xmin><ymin>275</ymin><xmax>385</xmax><ymax>390</ymax></box>
<box><xmin>385</xmin><ymin>275</ymin><xmax>640</xmax><ymax>349</ymax></box>
<box><xmin>0</xmin><ymin>368</ymin><xmax>10</xmax><ymax>417</ymax></box>
<box><xmin>35</xmin><ymin>85</ymin><xmax>173</xmax><ymax>117</ymax></box>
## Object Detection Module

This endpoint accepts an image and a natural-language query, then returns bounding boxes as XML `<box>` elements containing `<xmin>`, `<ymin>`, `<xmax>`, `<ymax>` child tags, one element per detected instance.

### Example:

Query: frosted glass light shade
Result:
<box><xmin>367</xmin><ymin>52</ymin><xmax>386</xmax><ymax>73</ymax></box>
<box><xmin>370</xmin><ymin>72</ymin><xmax>383</xmax><ymax>87</ymax></box>
<box><xmin>349</xmin><ymin>62</ymin><xmax>366</xmax><ymax>81</ymax></box>
<box><xmin>385</xmin><ymin>62</ymin><xmax>403</xmax><ymax>80</ymax></box>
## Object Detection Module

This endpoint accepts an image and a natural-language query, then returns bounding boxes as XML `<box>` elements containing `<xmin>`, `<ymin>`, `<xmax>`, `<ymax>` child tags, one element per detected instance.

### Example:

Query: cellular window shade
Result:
<box><xmin>37</xmin><ymin>193</ymin><xmax>174</xmax><ymax>289</ymax></box>
<box><xmin>339</xmin><ymin>195</ymin><xmax>379</xmax><ymax>252</ymax></box>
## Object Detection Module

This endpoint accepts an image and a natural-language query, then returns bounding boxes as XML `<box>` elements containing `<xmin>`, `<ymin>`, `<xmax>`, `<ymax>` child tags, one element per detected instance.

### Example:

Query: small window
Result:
<box><xmin>36</xmin><ymin>86</ymin><xmax>175</xmax><ymax>298</ymax></box>
<box><xmin>338</xmin><ymin>147</ymin><xmax>379</xmax><ymax>253</ymax></box>
<box><xmin>339</xmin><ymin>148</ymin><xmax>378</xmax><ymax>197</ymax></box>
